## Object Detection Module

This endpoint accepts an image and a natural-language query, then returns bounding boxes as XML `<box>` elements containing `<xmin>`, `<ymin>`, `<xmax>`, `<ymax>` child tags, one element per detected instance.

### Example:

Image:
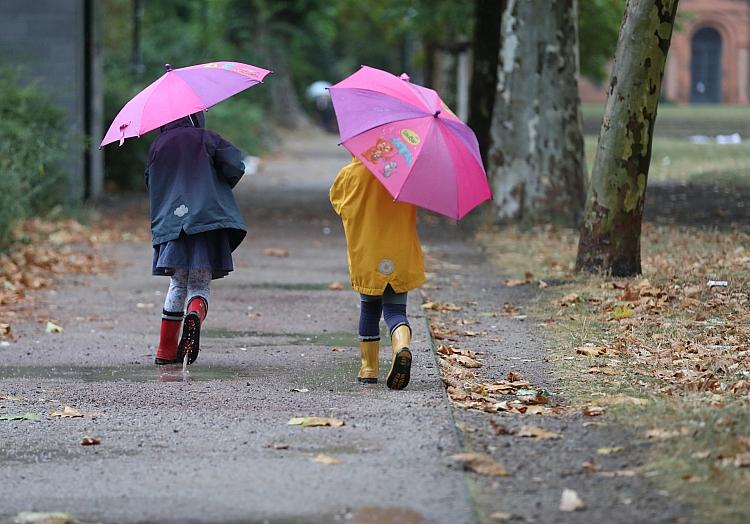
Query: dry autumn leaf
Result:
<box><xmin>517</xmin><ymin>425</ymin><xmax>561</xmax><ymax>440</ymax></box>
<box><xmin>582</xmin><ymin>405</ymin><xmax>606</xmax><ymax>417</ymax></box>
<box><xmin>287</xmin><ymin>417</ymin><xmax>344</xmax><ymax>428</ymax></box>
<box><xmin>50</xmin><ymin>406</ymin><xmax>84</xmax><ymax>418</ymax></box>
<box><xmin>263</xmin><ymin>248</ymin><xmax>289</xmax><ymax>257</ymax></box>
<box><xmin>558</xmin><ymin>293</ymin><xmax>579</xmax><ymax>306</ymax></box>
<box><xmin>454</xmin><ymin>355</ymin><xmax>482</xmax><ymax>369</ymax></box>
<box><xmin>451</xmin><ymin>452</ymin><xmax>508</xmax><ymax>477</ymax></box>
<box><xmin>312</xmin><ymin>453</ymin><xmax>342</xmax><ymax>465</ymax></box>
<box><xmin>328</xmin><ymin>282</ymin><xmax>344</xmax><ymax>291</ymax></box>
<box><xmin>576</xmin><ymin>345</ymin><xmax>606</xmax><ymax>357</ymax></box>
<box><xmin>45</xmin><ymin>321</ymin><xmax>64</xmax><ymax>334</ymax></box>
<box><xmin>559</xmin><ymin>489</ymin><xmax>585</xmax><ymax>512</ymax></box>
<box><xmin>421</xmin><ymin>301</ymin><xmax>462</xmax><ymax>312</ymax></box>
<box><xmin>597</xmin><ymin>446</ymin><xmax>624</xmax><ymax>455</ymax></box>
<box><xmin>81</xmin><ymin>435</ymin><xmax>101</xmax><ymax>446</ymax></box>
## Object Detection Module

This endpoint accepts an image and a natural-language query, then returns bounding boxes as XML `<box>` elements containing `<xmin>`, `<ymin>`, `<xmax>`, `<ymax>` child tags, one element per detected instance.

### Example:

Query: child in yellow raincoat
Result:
<box><xmin>329</xmin><ymin>157</ymin><xmax>425</xmax><ymax>390</ymax></box>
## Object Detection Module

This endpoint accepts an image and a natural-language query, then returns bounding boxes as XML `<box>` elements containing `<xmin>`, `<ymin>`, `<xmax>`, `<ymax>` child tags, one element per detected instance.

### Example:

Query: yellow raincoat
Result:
<box><xmin>330</xmin><ymin>158</ymin><xmax>425</xmax><ymax>295</ymax></box>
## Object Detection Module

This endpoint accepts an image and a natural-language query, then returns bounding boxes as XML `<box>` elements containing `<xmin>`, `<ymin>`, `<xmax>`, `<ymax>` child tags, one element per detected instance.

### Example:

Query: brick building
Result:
<box><xmin>582</xmin><ymin>0</ymin><xmax>750</xmax><ymax>105</ymax></box>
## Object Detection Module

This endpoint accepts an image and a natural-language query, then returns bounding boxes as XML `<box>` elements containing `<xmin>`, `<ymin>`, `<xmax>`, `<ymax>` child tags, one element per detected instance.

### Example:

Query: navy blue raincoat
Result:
<box><xmin>145</xmin><ymin>112</ymin><xmax>247</xmax><ymax>251</ymax></box>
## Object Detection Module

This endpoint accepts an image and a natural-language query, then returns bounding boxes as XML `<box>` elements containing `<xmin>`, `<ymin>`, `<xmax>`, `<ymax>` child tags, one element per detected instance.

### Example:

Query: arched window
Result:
<box><xmin>691</xmin><ymin>27</ymin><xmax>722</xmax><ymax>103</ymax></box>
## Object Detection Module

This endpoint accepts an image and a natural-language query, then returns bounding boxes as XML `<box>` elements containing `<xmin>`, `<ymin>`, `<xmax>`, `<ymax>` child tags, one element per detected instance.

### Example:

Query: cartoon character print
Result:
<box><xmin>364</xmin><ymin>138</ymin><xmax>396</xmax><ymax>164</ymax></box>
<box><xmin>383</xmin><ymin>161</ymin><xmax>398</xmax><ymax>178</ymax></box>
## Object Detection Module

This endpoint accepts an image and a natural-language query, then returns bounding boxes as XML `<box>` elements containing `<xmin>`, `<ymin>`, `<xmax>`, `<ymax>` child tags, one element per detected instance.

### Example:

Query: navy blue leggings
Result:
<box><xmin>358</xmin><ymin>285</ymin><xmax>408</xmax><ymax>341</ymax></box>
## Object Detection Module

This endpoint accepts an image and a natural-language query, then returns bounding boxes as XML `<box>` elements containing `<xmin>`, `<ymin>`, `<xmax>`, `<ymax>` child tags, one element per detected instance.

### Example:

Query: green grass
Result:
<box><xmin>584</xmin><ymin>136</ymin><xmax>750</xmax><ymax>186</ymax></box>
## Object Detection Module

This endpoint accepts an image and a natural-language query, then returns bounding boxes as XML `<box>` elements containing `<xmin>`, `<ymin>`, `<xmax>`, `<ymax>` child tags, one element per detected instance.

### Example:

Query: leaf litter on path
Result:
<box><xmin>559</xmin><ymin>488</ymin><xmax>585</xmax><ymax>511</ymax></box>
<box><xmin>287</xmin><ymin>417</ymin><xmax>344</xmax><ymax>428</ymax></box>
<box><xmin>450</xmin><ymin>452</ymin><xmax>508</xmax><ymax>477</ymax></box>
<box><xmin>0</xmin><ymin>412</ymin><xmax>40</xmax><ymax>421</ymax></box>
<box><xmin>312</xmin><ymin>453</ymin><xmax>342</xmax><ymax>465</ymax></box>
<box><xmin>516</xmin><ymin>425</ymin><xmax>561</xmax><ymax>440</ymax></box>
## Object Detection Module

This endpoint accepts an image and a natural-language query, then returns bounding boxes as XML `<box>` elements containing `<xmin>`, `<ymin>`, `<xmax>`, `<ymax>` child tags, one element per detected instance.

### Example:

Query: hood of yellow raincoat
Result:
<box><xmin>329</xmin><ymin>158</ymin><xmax>425</xmax><ymax>295</ymax></box>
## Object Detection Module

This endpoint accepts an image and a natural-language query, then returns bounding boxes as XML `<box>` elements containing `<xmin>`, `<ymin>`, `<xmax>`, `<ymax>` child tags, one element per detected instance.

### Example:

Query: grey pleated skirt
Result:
<box><xmin>152</xmin><ymin>229</ymin><xmax>234</xmax><ymax>280</ymax></box>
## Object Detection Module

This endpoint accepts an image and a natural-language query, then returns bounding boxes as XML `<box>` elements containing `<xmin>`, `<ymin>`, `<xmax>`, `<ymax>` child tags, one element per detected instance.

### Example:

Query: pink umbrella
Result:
<box><xmin>329</xmin><ymin>66</ymin><xmax>491</xmax><ymax>220</ymax></box>
<box><xmin>101</xmin><ymin>61</ymin><xmax>272</xmax><ymax>148</ymax></box>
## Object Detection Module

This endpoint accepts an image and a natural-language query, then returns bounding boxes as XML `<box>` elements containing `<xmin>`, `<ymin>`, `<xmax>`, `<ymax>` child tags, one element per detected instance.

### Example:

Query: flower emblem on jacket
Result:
<box><xmin>173</xmin><ymin>204</ymin><xmax>189</xmax><ymax>217</ymax></box>
<box><xmin>378</xmin><ymin>258</ymin><xmax>395</xmax><ymax>275</ymax></box>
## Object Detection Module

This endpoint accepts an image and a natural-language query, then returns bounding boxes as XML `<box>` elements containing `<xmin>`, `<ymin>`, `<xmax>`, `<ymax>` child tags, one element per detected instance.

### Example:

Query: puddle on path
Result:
<box><xmin>202</xmin><ymin>329</ymin><xmax>360</xmax><ymax>347</ymax></box>
<box><xmin>0</xmin><ymin>365</ymin><xmax>250</xmax><ymax>383</ymax></box>
<box><xmin>237</xmin><ymin>282</ymin><xmax>347</xmax><ymax>291</ymax></box>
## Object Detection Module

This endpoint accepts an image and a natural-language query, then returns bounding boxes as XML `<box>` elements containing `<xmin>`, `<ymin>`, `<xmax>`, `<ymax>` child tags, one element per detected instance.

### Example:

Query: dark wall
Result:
<box><xmin>0</xmin><ymin>0</ymin><xmax>103</xmax><ymax>200</ymax></box>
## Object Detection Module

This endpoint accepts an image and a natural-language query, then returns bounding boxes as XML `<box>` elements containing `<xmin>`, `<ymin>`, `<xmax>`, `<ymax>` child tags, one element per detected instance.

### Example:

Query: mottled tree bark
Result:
<box><xmin>487</xmin><ymin>0</ymin><xmax>586</xmax><ymax>226</ymax></box>
<box><xmin>468</xmin><ymin>0</ymin><xmax>505</xmax><ymax>167</ymax></box>
<box><xmin>575</xmin><ymin>0</ymin><xmax>679</xmax><ymax>276</ymax></box>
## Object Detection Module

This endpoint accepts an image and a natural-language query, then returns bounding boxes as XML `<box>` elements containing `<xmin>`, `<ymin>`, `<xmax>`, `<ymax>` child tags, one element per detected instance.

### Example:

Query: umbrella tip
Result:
<box><xmin>400</xmin><ymin>73</ymin><xmax>410</xmax><ymax>82</ymax></box>
<box><xmin>433</xmin><ymin>110</ymin><xmax>441</xmax><ymax>118</ymax></box>
<box><xmin>165</xmin><ymin>63</ymin><xmax>172</xmax><ymax>72</ymax></box>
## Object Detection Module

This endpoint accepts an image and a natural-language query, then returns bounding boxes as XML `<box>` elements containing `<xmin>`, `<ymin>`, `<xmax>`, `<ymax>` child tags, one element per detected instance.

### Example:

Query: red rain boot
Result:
<box><xmin>178</xmin><ymin>296</ymin><xmax>208</xmax><ymax>365</ymax></box>
<box><xmin>154</xmin><ymin>310</ymin><xmax>184</xmax><ymax>365</ymax></box>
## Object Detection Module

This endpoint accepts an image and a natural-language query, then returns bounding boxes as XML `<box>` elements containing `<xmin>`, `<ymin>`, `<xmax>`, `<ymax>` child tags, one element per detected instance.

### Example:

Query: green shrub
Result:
<box><xmin>0</xmin><ymin>67</ymin><xmax>68</xmax><ymax>249</ymax></box>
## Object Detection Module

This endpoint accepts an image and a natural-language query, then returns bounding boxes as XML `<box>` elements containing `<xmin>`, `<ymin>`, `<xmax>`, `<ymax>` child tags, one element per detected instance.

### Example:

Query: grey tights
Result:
<box><xmin>163</xmin><ymin>268</ymin><xmax>211</xmax><ymax>313</ymax></box>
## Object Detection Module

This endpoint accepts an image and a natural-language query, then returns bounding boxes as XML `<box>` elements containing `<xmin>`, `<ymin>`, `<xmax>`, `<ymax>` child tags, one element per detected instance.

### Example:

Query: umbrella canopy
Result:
<box><xmin>101</xmin><ymin>61</ymin><xmax>271</xmax><ymax>148</ymax></box>
<box><xmin>329</xmin><ymin>66</ymin><xmax>491</xmax><ymax>220</ymax></box>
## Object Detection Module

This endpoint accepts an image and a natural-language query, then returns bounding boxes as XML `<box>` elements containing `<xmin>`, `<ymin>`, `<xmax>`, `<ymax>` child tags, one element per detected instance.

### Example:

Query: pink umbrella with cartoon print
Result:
<box><xmin>328</xmin><ymin>65</ymin><xmax>491</xmax><ymax>220</ymax></box>
<box><xmin>100</xmin><ymin>61</ymin><xmax>272</xmax><ymax>148</ymax></box>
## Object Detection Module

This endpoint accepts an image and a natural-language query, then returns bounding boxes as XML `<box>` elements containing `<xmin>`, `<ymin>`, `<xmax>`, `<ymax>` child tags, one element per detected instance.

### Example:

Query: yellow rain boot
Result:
<box><xmin>386</xmin><ymin>324</ymin><xmax>412</xmax><ymax>390</ymax></box>
<box><xmin>358</xmin><ymin>340</ymin><xmax>380</xmax><ymax>384</ymax></box>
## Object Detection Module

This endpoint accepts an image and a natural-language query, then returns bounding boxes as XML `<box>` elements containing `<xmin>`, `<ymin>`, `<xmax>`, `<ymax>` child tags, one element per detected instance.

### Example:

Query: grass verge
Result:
<box><xmin>478</xmin><ymin>223</ymin><xmax>750</xmax><ymax>524</ymax></box>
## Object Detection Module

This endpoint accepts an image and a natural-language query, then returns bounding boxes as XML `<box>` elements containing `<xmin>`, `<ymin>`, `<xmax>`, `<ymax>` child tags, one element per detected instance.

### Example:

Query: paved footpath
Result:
<box><xmin>0</xmin><ymin>130</ymin><xmax>474</xmax><ymax>524</ymax></box>
<box><xmin>0</xmin><ymin>129</ymin><xmax>688</xmax><ymax>524</ymax></box>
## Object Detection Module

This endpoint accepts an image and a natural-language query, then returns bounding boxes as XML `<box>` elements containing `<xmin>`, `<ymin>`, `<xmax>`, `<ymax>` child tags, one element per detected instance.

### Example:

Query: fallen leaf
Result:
<box><xmin>733</xmin><ymin>452</ymin><xmax>750</xmax><ymax>467</ymax></box>
<box><xmin>263</xmin><ymin>248</ymin><xmax>289</xmax><ymax>257</ymax></box>
<box><xmin>582</xmin><ymin>405</ymin><xmax>606</xmax><ymax>417</ymax></box>
<box><xmin>287</xmin><ymin>416</ymin><xmax>344</xmax><ymax>428</ymax></box>
<box><xmin>585</xmin><ymin>366</ymin><xmax>618</xmax><ymax>375</ymax></box>
<box><xmin>45</xmin><ymin>321</ymin><xmax>63</xmax><ymax>334</ymax></box>
<box><xmin>488</xmin><ymin>512</ymin><xmax>513</xmax><ymax>522</ymax></box>
<box><xmin>558</xmin><ymin>293</ymin><xmax>579</xmax><ymax>306</ymax></box>
<box><xmin>581</xmin><ymin>461</ymin><xmax>598</xmax><ymax>472</ymax></box>
<box><xmin>612</xmin><ymin>305</ymin><xmax>634</xmax><ymax>320</ymax></box>
<box><xmin>454</xmin><ymin>355</ymin><xmax>482</xmax><ymax>368</ymax></box>
<box><xmin>11</xmin><ymin>512</ymin><xmax>79</xmax><ymax>524</ymax></box>
<box><xmin>576</xmin><ymin>345</ymin><xmax>606</xmax><ymax>357</ymax></box>
<box><xmin>592</xmin><ymin>394</ymin><xmax>648</xmax><ymax>406</ymax></box>
<box><xmin>450</xmin><ymin>452</ymin><xmax>508</xmax><ymax>477</ymax></box>
<box><xmin>290</xmin><ymin>388</ymin><xmax>309</xmax><ymax>393</ymax></box>
<box><xmin>330</xmin><ymin>347</ymin><xmax>347</xmax><ymax>352</ymax></box>
<box><xmin>0</xmin><ymin>392</ymin><xmax>21</xmax><ymax>401</ymax></box>
<box><xmin>0</xmin><ymin>322</ymin><xmax>11</xmax><ymax>338</ymax></box>
<box><xmin>559</xmin><ymin>488</ymin><xmax>585</xmax><ymax>512</ymax></box>
<box><xmin>507</xmin><ymin>371</ymin><xmax>523</xmax><ymax>382</ymax></box>
<box><xmin>0</xmin><ymin>412</ymin><xmax>40</xmax><ymax>421</ymax></box>
<box><xmin>135</xmin><ymin>302</ymin><xmax>155</xmax><ymax>309</ymax></box>
<box><xmin>328</xmin><ymin>282</ymin><xmax>344</xmax><ymax>290</ymax></box>
<box><xmin>517</xmin><ymin>425</ymin><xmax>561</xmax><ymax>440</ymax></box>
<box><xmin>313</xmin><ymin>453</ymin><xmax>342</xmax><ymax>465</ymax></box>
<box><xmin>489</xmin><ymin>420</ymin><xmax>511</xmax><ymax>435</ymax></box>
<box><xmin>271</xmin><ymin>442</ymin><xmax>289</xmax><ymax>450</ymax></box>
<box><xmin>598</xmin><ymin>469</ymin><xmax>636</xmax><ymax>478</ymax></box>
<box><xmin>50</xmin><ymin>406</ymin><xmax>84</xmax><ymax>418</ymax></box>
<box><xmin>421</xmin><ymin>301</ymin><xmax>462</xmax><ymax>312</ymax></box>
<box><xmin>644</xmin><ymin>428</ymin><xmax>685</xmax><ymax>440</ymax></box>
<box><xmin>597</xmin><ymin>446</ymin><xmax>624</xmax><ymax>455</ymax></box>
<box><xmin>80</xmin><ymin>435</ymin><xmax>101</xmax><ymax>446</ymax></box>
<box><xmin>504</xmin><ymin>278</ymin><xmax>530</xmax><ymax>287</ymax></box>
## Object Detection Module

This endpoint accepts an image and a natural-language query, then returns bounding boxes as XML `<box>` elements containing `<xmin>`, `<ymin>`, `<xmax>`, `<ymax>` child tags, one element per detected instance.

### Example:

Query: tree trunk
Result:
<box><xmin>575</xmin><ymin>0</ymin><xmax>679</xmax><ymax>276</ymax></box>
<box><xmin>468</xmin><ymin>0</ymin><xmax>505</xmax><ymax>166</ymax></box>
<box><xmin>486</xmin><ymin>0</ymin><xmax>586</xmax><ymax>225</ymax></box>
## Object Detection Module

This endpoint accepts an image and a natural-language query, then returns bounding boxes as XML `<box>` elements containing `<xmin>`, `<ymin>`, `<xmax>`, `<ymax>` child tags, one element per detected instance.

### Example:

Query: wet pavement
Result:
<box><xmin>0</xmin><ymin>130</ymin><xmax>474</xmax><ymax>523</ymax></box>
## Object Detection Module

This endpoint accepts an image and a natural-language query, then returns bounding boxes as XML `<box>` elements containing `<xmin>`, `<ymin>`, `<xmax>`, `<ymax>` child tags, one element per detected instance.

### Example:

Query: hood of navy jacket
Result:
<box><xmin>146</xmin><ymin>112</ymin><xmax>246</xmax><ymax>250</ymax></box>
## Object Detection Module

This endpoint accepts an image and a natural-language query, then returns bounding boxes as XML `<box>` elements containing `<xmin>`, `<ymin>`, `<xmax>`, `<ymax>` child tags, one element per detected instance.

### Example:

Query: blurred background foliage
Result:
<box><xmin>101</xmin><ymin>0</ymin><xmax>624</xmax><ymax>190</ymax></box>
<box><xmin>0</xmin><ymin>67</ymin><xmax>69</xmax><ymax>248</ymax></box>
